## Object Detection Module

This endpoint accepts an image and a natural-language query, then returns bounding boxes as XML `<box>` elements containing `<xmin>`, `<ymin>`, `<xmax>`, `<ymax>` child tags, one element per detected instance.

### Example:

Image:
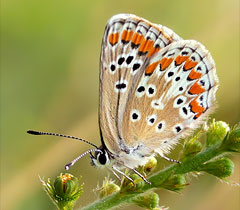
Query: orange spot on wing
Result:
<box><xmin>126</xmin><ymin>31</ymin><xmax>133</xmax><ymax>41</ymax></box>
<box><xmin>121</xmin><ymin>30</ymin><xmax>127</xmax><ymax>41</ymax></box>
<box><xmin>195</xmin><ymin>112</ymin><xmax>202</xmax><ymax>118</ymax></box>
<box><xmin>148</xmin><ymin>46</ymin><xmax>160</xmax><ymax>57</ymax></box>
<box><xmin>139</xmin><ymin>39</ymin><xmax>154</xmax><ymax>53</ymax></box>
<box><xmin>189</xmin><ymin>81</ymin><xmax>205</xmax><ymax>95</ymax></box>
<box><xmin>145</xmin><ymin>61</ymin><xmax>159</xmax><ymax>75</ymax></box>
<box><xmin>160</xmin><ymin>57</ymin><xmax>174</xmax><ymax>71</ymax></box>
<box><xmin>190</xmin><ymin>97</ymin><xmax>205</xmax><ymax>114</ymax></box>
<box><xmin>188</xmin><ymin>69</ymin><xmax>202</xmax><ymax>80</ymax></box>
<box><xmin>175</xmin><ymin>55</ymin><xmax>189</xmax><ymax>66</ymax></box>
<box><xmin>184</xmin><ymin>59</ymin><xmax>198</xmax><ymax>70</ymax></box>
<box><xmin>108</xmin><ymin>33</ymin><xmax>119</xmax><ymax>45</ymax></box>
<box><xmin>131</xmin><ymin>32</ymin><xmax>144</xmax><ymax>46</ymax></box>
<box><xmin>121</xmin><ymin>30</ymin><xmax>133</xmax><ymax>42</ymax></box>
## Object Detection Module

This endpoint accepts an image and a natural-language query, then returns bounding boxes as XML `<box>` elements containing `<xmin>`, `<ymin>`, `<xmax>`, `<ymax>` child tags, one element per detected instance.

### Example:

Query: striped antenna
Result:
<box><xmin>27</xmin><ymin>130</ymin><xmax>98</xmax><ymax>148</ymax></box>
<box><xmin>65</xmin><ymin>148</ymin><xmax>102</xmax><ymax>170</ymax></box>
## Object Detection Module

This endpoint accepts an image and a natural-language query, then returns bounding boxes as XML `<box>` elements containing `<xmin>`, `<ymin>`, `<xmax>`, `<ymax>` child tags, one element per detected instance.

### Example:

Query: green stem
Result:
<box><xmin>81</xmin><ymin>143</ymin><xmax>223</xmax><ymax>210</ymax></box>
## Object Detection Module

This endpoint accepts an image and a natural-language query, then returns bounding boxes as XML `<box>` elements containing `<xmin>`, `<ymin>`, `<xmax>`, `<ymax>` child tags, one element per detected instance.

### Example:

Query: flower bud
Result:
<box><xmin>130</xmin><ymin>173</ymin><xmax>146</xmax><ymax>189</ymax></box>
<box><xmin>142</xmin><ymin>156</ymin><xmax>158</xmax><ymax>174</ymax></box>
<box><xmin>206</xmin><ymin>120</ymin><xmax>230</xmax><ymax>147</ymax></box>
<box><xmin>98</xmin><ymin>178</ymin><xmax>120</xmax><ymax>198</ymax></box>
<box><xmin>197</xmin><ymin>157</ymin><xmax>234</xmax><ymax>179</ymax></box>
<box><xmin>40</xmin><ymin>173</ymin><xmax>83</xmax><ymax>209</ymax></box>
<box><xmin>161</xmin><ymin>174</ymin><xmax>187</xmax><ymax>192</ymax></box>
<box><xmin>121</xmin><ymin>173</ymin><xmax>144</xmax><ymax>191</ymax></box>
<box><xmin>220</xmin><ymin>125</ymin><xmax>240</xmax><ymax>152</ymax></box>
<box><xmin>54</xmin><ymin>173</ymin><xmax>80</xmax><ymax>199</ymax></box>
<box><xmin>183</xmin><ymin>140</ymin><xmax>203</xmax><ymax>158</ymax></box>
<box><xmin>133</xmin><ymin>192</ymin><xmax>159</xmax><ymax>209</ymax></box>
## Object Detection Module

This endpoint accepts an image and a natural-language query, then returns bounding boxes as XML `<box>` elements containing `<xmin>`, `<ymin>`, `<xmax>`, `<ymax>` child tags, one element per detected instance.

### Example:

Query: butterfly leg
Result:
<box><xmin>109</xmin><ymin>168</ymin><xmax>121</xmax><ymax>181</ymax></box>
<box><xmin>130</xmin><ymin>168</ymin><xmax>151</xmax><ymax>185</ymax></box>
<box><xmin>159</xmin><ymin>153</ymin><xmax>181</xmax><ymax>164</ymax></box>
<box><xmin>112</xmin><ymin>166</ymin><xmax>136</xmax><ymax>186</ymax></box>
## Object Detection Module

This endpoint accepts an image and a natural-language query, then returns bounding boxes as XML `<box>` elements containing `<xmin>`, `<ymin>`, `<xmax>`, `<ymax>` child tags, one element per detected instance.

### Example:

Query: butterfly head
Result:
<box><xmin>26</xmin><ymin>130</ymin><xmax>113</xmax><ymax>169</ymax></box>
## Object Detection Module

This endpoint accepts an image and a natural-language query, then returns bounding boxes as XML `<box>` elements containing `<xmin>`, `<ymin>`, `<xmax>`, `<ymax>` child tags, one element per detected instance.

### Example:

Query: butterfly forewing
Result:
<box><xmin>99</xmin><ymin>14</ymin><xmax>218</xmax><ymax>158</ymax></box>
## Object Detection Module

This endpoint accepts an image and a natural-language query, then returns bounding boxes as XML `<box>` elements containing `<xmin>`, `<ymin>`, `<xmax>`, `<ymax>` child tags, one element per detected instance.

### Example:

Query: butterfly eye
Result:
<box><xmin>96</xmin><ymin>150</ymin><xmax>110</xmax><ymax>165</ymax></box>
<box><xmin>98</xmin><ymin>153</ymin><xmax>107</xmax><ymax>165</ymax></box>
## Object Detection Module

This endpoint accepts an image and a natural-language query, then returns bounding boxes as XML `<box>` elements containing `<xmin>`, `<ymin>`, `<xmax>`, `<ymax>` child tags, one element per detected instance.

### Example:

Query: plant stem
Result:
<box><xmin>81</xmin><ymin>143</ymin><xmax>223</xmax><ymax>210</ymax></box>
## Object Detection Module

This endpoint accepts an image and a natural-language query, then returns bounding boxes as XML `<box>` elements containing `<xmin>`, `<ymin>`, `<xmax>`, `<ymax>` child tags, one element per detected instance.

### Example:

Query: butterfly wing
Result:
<box><xmin>121</xmin><ymin>39</ymin><xmax>219</xmax><ymax>155</ymax></box>
<box><xmin>99</xmin><ymin>14</ymin><xmax>182</xmax><ymax>153</ymax></box>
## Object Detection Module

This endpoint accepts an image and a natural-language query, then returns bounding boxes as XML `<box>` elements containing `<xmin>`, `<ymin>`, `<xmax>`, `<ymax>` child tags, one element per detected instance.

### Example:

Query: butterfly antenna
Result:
<box><xmin>65</xmin><ymin>148</ymin><xmax>102</xmax><ymax>170</ymax></box>
<box><xmin>27</xmin><ymin>130</ymin><xmax>99</xmax><ymax>148</ymax></box>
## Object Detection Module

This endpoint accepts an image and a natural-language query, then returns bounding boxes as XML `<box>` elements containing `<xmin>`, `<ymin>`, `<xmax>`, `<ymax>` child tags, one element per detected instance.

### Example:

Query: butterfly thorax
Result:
<box><xmin>91</xmin><ymin>140</ymin><xmax>154</xmax><ymax>169</ymax></box>
<box><xmin>117</xmin><ymin>147</ymin><xmax>154</xmax><ymax>169</ymax></box>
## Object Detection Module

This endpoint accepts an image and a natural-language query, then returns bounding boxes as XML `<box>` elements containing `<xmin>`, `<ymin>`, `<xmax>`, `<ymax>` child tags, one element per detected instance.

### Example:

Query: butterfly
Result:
<box><xmin>28</xmin><ymin>14</ymin><xmax>219</xmax><ymax>184</ymax></box>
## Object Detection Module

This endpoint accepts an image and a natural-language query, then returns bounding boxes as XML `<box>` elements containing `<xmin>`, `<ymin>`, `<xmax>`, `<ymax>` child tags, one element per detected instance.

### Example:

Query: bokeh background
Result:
<box><xmin>1</xmin><ymin>0</ymin><xmax>239</xmax><ymax>209</ymax></box>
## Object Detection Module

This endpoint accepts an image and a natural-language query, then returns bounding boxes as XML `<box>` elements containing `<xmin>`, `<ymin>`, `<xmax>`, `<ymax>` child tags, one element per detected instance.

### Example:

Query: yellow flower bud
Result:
<box><xmin>98</xmin><ymin>178</ymin><xmax>120</xmax><ymax>198</ymax></box>
<box><xmin>207</xmin><ymin>120</ymin><xmax>230</xmax><ymax>147</ymax></box>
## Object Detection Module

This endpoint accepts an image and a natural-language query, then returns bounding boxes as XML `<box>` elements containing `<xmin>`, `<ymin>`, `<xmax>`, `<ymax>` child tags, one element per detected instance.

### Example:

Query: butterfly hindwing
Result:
<box><xmin>121</xmin><ymin>40</ymin><xmax>218</xmax><ymax>154</ymax></box>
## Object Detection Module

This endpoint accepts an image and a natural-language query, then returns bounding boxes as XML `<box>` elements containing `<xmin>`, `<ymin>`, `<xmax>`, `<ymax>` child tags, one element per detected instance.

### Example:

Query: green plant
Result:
<box><xmin>40</xmin><ymin>173</ymin><xmax>83</xmax><ymax>210</ymax></box>
<box><xmin>41</xmin><ymin>120</ymin><xmax>239</xmax><ymax>210</ymax></box>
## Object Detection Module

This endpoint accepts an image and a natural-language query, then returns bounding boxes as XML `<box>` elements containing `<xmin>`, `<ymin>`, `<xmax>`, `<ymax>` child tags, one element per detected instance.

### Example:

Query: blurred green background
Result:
<box><xmin>1</xmin><ymin>0</ymin><xmax>239</xmax><ymax>209</ymax></box>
